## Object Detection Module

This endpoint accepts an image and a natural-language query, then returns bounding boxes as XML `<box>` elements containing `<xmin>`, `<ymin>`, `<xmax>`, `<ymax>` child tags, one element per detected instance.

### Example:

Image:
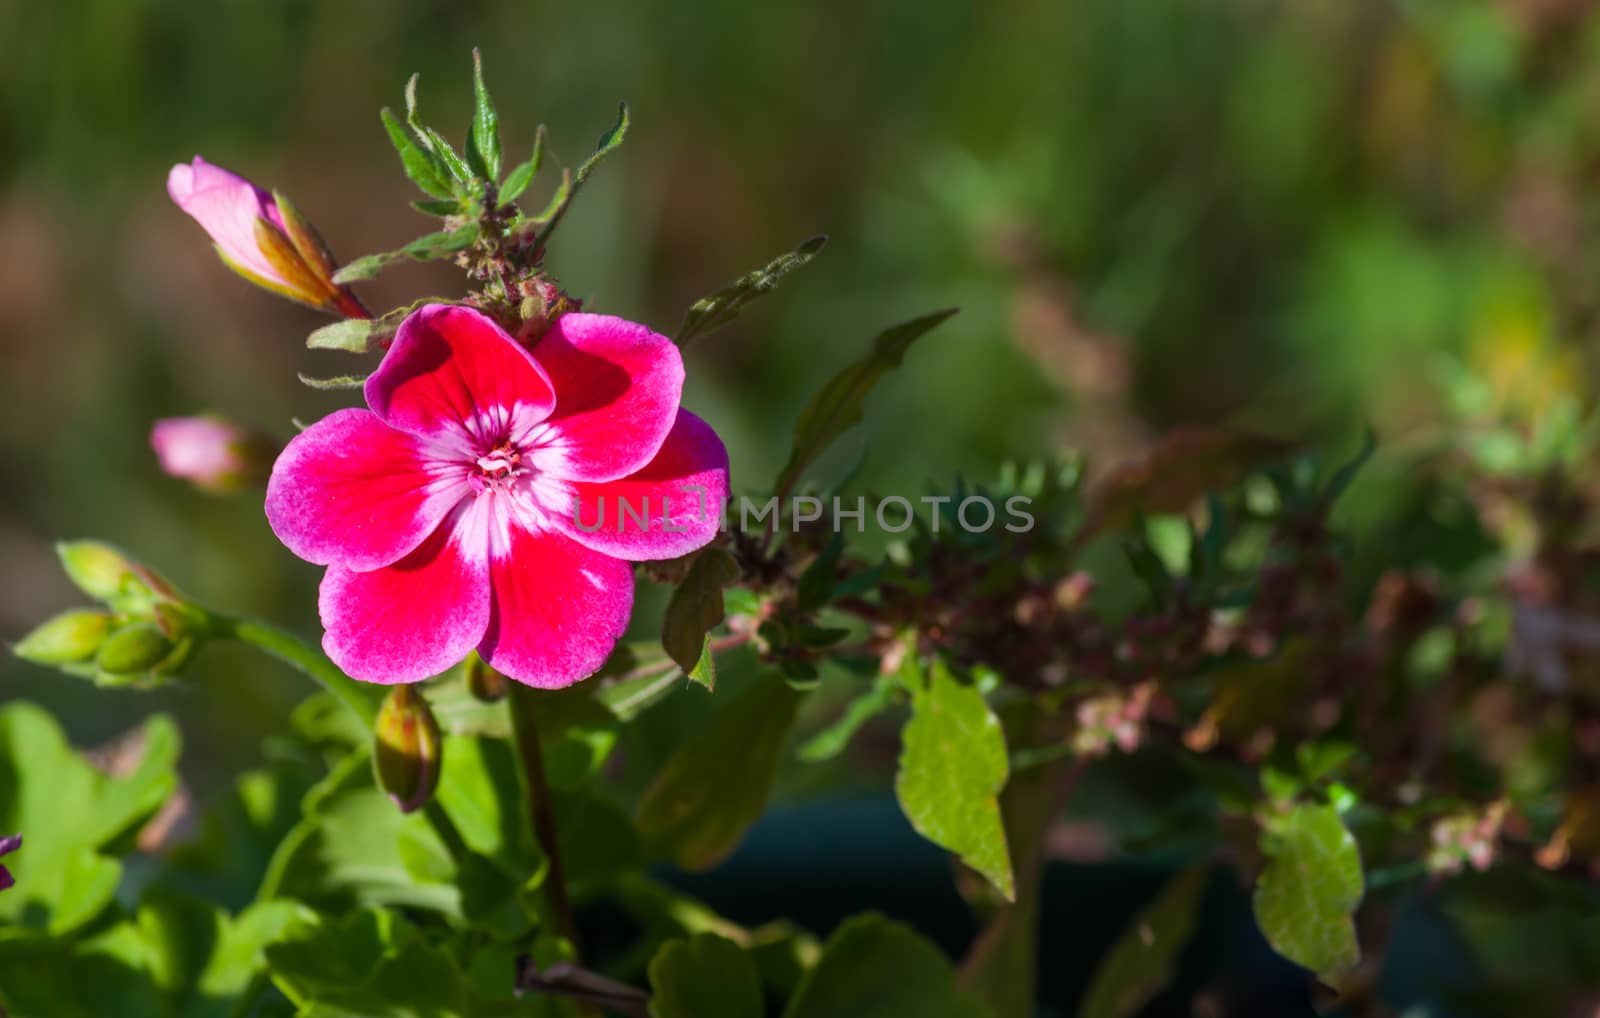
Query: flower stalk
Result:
<box><xmin>213</xmin><ymin>615</ymin><xmax>379</xmax><ymax>724</ymax></box>
<box><xmin>507</xmin><ymin>682</ymin><xmax>580</xmax><ymax>952</ymax></box>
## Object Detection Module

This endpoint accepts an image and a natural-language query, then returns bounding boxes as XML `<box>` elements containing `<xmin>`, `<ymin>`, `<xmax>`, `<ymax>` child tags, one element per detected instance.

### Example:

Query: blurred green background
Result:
<box><xmin>2</xmin><ymin>0</ymin><xmax>1597</xmax><ymax>857</ymax></box>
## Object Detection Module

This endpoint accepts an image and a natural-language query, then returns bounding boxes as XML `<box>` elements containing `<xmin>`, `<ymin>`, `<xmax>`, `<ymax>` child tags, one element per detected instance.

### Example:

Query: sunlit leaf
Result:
<box><xmin>894</xmin><ymin>659</ymin><xmax>1014</xmax><ymax>900</ymax></box>
<box><xmin>465</xmin><ymin>48</ymin><xmax>501</xmax><ymax>181</ymax></box>
<box><xmin>1252</xmin><ymin>803</ymin><xmax>1363</xmax><ymax>986</ymax></box>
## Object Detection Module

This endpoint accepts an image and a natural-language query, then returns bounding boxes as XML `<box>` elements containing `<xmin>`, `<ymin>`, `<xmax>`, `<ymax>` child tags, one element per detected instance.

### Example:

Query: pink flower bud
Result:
<box><xmin>167</xmin><ymin>157</ymin><xmax>288</xmax><ymax>284</ymax></box>
<box><xmin>150</xmin><ymin>416</ymin><xmax>276</xmax><ymax>493</ymax></box>
<box><xmin>167</xmin><ymin>156</ymin><xmax>367</xmax><ymax>317</ymax></box>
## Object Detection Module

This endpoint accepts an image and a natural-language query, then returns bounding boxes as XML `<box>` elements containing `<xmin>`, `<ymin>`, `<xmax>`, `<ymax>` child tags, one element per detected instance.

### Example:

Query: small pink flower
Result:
<box><xmin>167</xmin><ymin>156</ymin><xmax>366</xmax><ymax>316</ymax></box>
<box><xmin>151</xmin><ymin>416</ymin><xmax>276</xmax><ymax>492</ymax></box>
<box><xmin>0</xmin><ymin>833</ymin><xmax>19</xmax><ymax>892</ymax></box>
<box><xmin>266</xmin><ymin>304</ymin><xmax>729</xmax><ymax>687</ymax></box>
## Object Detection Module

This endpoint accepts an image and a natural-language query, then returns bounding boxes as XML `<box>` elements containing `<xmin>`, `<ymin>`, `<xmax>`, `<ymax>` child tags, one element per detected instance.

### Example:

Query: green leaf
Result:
<box><xmin>676</xmin><ymin>235</ymin><xmax>827</xmax><ymax>347</ymax></box>
<box><xmin>306</xmin><ymin>318</ymin><xmax>374</xmax><ymax>352</ymax></box>
<box><xmin>435</xmin><ymin>735</ymin><xmax>540</xmax><ymax>871</ymax></box>
<box><xmin>0</xmin><ymin>916</ymin><xmax>170</xmax><ymax>1018</ymax></box>
<box><xmin>894</xmin><ymin>659</ymin><xmax>1014</xmax><ymax>900</ymax></box>
<box><xmin>797</xmin><ymin>673</ymin><xmax>898</xmax><ymax>762</ymax></box>
<box><xmin>774</xmin><ymin>309</ymin><xmax>958</xmax><ymax>497</ymax></box>
<box><xmin>332</xmin><ymin>223</ymin><xmax>480</xmax><ymax>284</ymax></box>
<box><xmin>782</xmin><ymin>913</ymin><xmax>989</xmax><ymax>1018</ymax></box>
<box><xmin>499</xmin><ymin>125</ymin><xmax>547</xmax><ymax>204</ymax></box>
<box><xmin>1078</xmin><ymin>866</ymin><xmax>1209</xmax><ymax>1018</ymax></box>
<box><xmin>404</xmin><ymin>73</ymin><xmax>472</xmax><ymax>184</ymax></box>
<box><xmin>636</xmin><ymin>679</ymin><xmax>800</xmax><ymax>869</ymax></box>
<box><xmin>465</xmin><ymin>48</ymin><xmax>501</xmax><ymax>181</ymax></box>
<box><xmin>381</xmin><ymin>107</ymin><xmax>454</xmax><ymax>199</ymax></box>
<box><xmin>0</xmin><ymin>704</ymin><xmax>179</xmax><ymax>937</ymax></box>
<box><xmin>412</xmin><ymin>198</ymin><xmax>463</xmax><ymax>217</ymax></box>
<box><xmin>192</xmin><ymin>900</ymin><xmax>316</xmax><ymax>1017</ymax></box>
<box><xmin>261</xmin><ymin>750</ymin><xmax>462</xmax><ymax>917</ymax></box>
<box><xmin>266</xmin><ymin>907</ymin><xmax>480</xmax><ymax>1017</ymax></box>
<box><xmin>649</xmin><ymin>934</ymin><xmax>764</xmax><ymax>1018</ymax></box>
<box><xmin>1252</xmin><ymin>803</ymin><xmax>1364</xmax><ymax>986</ymax></box>
<box><xmin>297</xmin><ymin>372</ymin><xmax>368</xmax><ymax>391</ymax></box>
<box><xmin>533</xmin><ymin>102</ymin><xmax>629</xmax><ymax>248</ymax></box>
<box><xmin>661</xmin><ymin>548</ymin><xmax>741</xmax><ymax>682</ymax></box>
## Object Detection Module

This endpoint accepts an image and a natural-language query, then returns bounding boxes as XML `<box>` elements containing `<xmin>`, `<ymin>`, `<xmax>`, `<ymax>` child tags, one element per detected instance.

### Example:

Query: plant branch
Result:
<box><xmin>214</xmin><ymin>615</ymin><xmax>378</xmax><ymax>724</ymax></box>
<box><xmin>507</xmin><ymin>682</ymin><xmax>581</xmax><ymax>951</ymax></box>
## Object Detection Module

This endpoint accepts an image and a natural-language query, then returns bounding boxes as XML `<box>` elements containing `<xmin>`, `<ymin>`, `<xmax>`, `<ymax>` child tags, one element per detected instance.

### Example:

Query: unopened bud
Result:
<box><xmin>466</xmin><ymin>653</ymin><xmax>507</xmax><ymax>702</ymax></box>
<box><xmin>56</xmin><ymin>541</ymin><xmax>180</xmax><ymax>613</ymax></box>
<box><xmin>57</xmin><ymin>541</ymin><xmax>141</xmax><ymax>602</ymax></box>
<box><xmin>374</xmin><ymin>685</ymin><xmax>443</xmax><ymax>813</ymax></box>
<box><xmin>14</xmin><ymin>610</ymin><xmax>112</xmax><ymax>665</ymax></box>
<box><xmin>167</xmin><ymin>157</ymin><xmax>368</xmax><ymax>318</ymax></box>
<box><xmin>95</xmin><ymin>622</ymin><xmax>177</xmax><ymax>675</ymax></box>
<box><xmin>150</xmin><ymin>416</ymin><xmax>277</xmax><ymax>493</ymax></box>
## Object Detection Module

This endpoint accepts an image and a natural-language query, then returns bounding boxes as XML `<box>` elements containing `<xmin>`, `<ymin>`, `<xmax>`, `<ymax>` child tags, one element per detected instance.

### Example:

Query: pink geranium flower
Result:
<box><xmin>266</xmin><ymin>304</ymin><xmax>729</xmax><ymax>687</ymax></box>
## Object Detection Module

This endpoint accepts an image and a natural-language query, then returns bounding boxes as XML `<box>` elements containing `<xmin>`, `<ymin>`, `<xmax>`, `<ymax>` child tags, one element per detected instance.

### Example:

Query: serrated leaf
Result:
<box><xmin>649</xmin><ymin>933</ymin><xmax>763</xmax><ymax>1018</ymax></box>
<box><xmin>782</xmin><ymin>913</ymin><xmax>988</xmax><ymax>1018</ymax></box>
<box><xmin>382</xmin><ymin>107</ymin><xmax>454</xmax><ymax>199</ymax></box>
<box><xmin>499</xmin><ymin>125</ymin><xmax>546</xmax><ymax>204</ymax></box>
<box><xmin>661</xmin><ymin>548</ymin><xmax>740</xmax><ymax>678</ymax></box>
<box><xmin>298</xmin><ymin>372</ymin><xmax>368</xmax><ymax>391</ymax></box>
<box><xmin>533</xmin><ymin>102</ymin><xmax>629</xmax><ymax>248</ymax></box>
<box><xmin>797</xmin><ymin>673</ymin><xmax>898</xmax><ymax>762</ymax></box>
<box><xmin>676</xmin><ymin>235</ymin><xmax>827</xmax><ymax>347</ymax></box>
<box><xmin>774</xmin><ymin>308</ymin><xmax>958</xmax><ymax>498</ymax></box>
<box><xmin>1252</xmin><ymin>803</ymin><xmax>1363</xmax><ymax>987</ymax></box>
<box><xmin>403</xmin><ymin>73</ymin><xmax>471</xmax><ymax>184</ymax></box>
<box><xmin>306</xmin><ymin>318</ymin><xmax>375</xmax><ymax>353</ymax></box>
<box><xmin>331</xmin><ymin>224</ymin><xmax>479</xmax><ymax>284</ymax></box>
<box><xmin>1079</xmin><ymin>866</ymin><xmax>1209</xmax><ymax>1018</ymax></box>
<box><xmin>465</xmin><ymin>48</ymin><xmax>501</xmax><ymax>181</ymax></box>
<box><xmin>894</xmin><ymin>659</ymin><xmax>1014</xmax><ymax>900</ymax></box>
<box><xmin>636</xmin><ymin>679</ymin><xmax>799</xmax><ymax>869</ymax></box>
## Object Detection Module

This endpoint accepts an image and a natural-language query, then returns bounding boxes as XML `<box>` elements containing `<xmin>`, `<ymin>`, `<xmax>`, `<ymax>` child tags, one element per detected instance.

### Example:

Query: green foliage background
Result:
<box><xmin>2</xmin><ymin>0</ymin><xmax>1598</xmax><ymax>1011</ymax></box>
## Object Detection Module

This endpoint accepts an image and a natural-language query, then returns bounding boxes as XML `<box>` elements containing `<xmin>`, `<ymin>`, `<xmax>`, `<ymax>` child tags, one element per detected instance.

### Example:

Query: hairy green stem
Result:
<box><xmin>507</xmin><ymin>683</ymin><xmax>581</xmax><ymax>951</ymax></box>
<box><xmin>214</xmin><ymin>615</ymin><xmax>379</xmax><ymax>724</ymax></box>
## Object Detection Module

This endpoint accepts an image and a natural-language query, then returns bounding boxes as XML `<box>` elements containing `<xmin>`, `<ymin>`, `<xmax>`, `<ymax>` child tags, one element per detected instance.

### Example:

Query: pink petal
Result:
<box><xmin>529</xmin><ymin>313</ymin><xmax>684</xmax><ymax>483</ymax></box>
<box><xmin>478</xmin><ymin>526</ymin><xmax>633</xmax><ymax>689</ymax></box>
<box><xmin>366</xmin><ymin>304</ymin><xmax>556</xmax><ymax>444</ymax></box>
<box><xmin>319</xmin><ymin>507</ymin><xmax>491</xmax><ymax>683</ymax></box>
<box><xmin>266</xmin><ymin>408</ymin><xmax>466</xmax><ymax>571</ymax></box>
<box><xmin>554</xmin><ymin>410</ymin><xmax>730</xmax><ymax>561</ymax></box>
<box><xmin>167</xmin><ymin>156</ymin><xmax>286</xmax><ymax>284</ymax></box>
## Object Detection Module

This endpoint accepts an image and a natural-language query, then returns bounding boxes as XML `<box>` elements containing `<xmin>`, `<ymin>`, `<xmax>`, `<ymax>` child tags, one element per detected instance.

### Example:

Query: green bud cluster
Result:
<box><xmin>13</xmin><ymin>541</ymin><xmax>207</xmax><ymax>688</ymax></box>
